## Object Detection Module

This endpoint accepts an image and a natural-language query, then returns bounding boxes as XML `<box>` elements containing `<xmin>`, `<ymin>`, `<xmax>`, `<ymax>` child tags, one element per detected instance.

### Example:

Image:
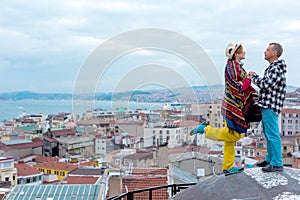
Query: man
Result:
<box><xmin>249</xmin><ymin>43</ymin><xmax>287</xmax><ymax>172</ymax></box>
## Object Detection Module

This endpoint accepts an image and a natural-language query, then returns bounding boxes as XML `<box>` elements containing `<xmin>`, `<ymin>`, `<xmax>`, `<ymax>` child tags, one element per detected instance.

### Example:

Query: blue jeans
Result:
<box><xmin>261</xmin><ymin>108</ymin><xmax>283</xmax><ymax>167</ymax></box>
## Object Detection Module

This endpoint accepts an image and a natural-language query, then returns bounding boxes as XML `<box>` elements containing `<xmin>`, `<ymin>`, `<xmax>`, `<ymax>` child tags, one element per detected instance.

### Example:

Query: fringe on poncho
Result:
<box><xmin>221</xmin><ymin>60</ymin><xmax>258</xmax><ymax>133</ymax></box>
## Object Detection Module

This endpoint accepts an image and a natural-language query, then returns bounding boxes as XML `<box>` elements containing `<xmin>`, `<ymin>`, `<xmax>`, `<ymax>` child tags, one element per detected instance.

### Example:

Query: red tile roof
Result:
<box><xmin>66</xmin><ymin>176</ymin><xmax>100</xmax><ymax>184</ymax></box>
<box><xmin>0</xmin><ymin>138</ymin><xmax>43</xmax><ymax>151</ymax></box>
<box><xmin>51</xmin><ymin>128</ymin><xmax>76</xmax><ymax>137</ymax></box>
<box><xmin>43</xmin><ymin>137</ymin><xmax>57</xmax><ymax>142</ymax></box>
<box><xmin>121</xmin><ymin>168</ymin><xmax>168</xmax><ymax>200</ymax></box>
<box><xmin>95</xmin><ymin>135</ymin><xmax>113</xmax><ymax>139</ymax></box>
<box><xmin>34</xmin><ymin>161</ymin><xmax>78</xmax><ymax>171</ymax></box>
<box><xmin>68</xmin><ymin>166</ymin><xmax>105</xmax><ymax>175</ymax></box>
<box><xmin>15</xmin><ymin>163</ymin><xmax>42</xmax><ymax>176</ymax></box>
<box><xmin>33</xmin><ymin>155</ymin><xmax>61</xmax><ymax>163</ymax></box>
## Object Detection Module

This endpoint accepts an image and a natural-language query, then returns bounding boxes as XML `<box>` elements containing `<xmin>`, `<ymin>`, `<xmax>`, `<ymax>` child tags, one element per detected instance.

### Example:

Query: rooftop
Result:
<box><xmin>5</xmin><ymin>184</ymin><xmax>101</xmax><ymax>200</ymax></box>
<box><xmin>66</xmin><ymin>176</ymin><xmax>100</xmax><ymax>184</ymax></box>
<box><xmin>34</xmin><ymin>161</ymin><xmax>78</xmax><ymax>171</ymax></box>
<box><xmin>69</xmin><ymin>166</ymin><xmax>105</xmax><ymax>176</ymax></box>
<box><xmin>173</xmin><ymin>167</ymin><xmax>300</xmax><ymax>200</ymax></box>
<box><xmin>0</xmin><ymin>138</ymin><xmax>43</xmax><ymax>151</ymax></box>
<box><xmin>15</xmin><ymin>163</ymin><xmax>42</xmax><ymax>177</ymax></box>
<box><xmin>2</xmin><ymin>139</ymin><xmax>32</xmax><ymax>146</ymax></box>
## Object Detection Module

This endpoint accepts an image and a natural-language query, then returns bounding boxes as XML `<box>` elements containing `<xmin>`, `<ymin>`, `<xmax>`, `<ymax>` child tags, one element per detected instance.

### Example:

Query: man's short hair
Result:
<box><xmin>270</xmin><ymin>42</ymin><xmax>283</xmax><ymax>58</ymax></box>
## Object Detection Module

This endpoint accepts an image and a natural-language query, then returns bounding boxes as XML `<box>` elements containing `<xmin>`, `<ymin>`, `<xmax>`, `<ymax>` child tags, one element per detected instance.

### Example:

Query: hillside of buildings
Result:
<box><xmin>1</xmin><ymin>92</ymin><xmax>300</xmax><ymax>199</ymax></box>
<box><xmin>0</xmin><ymin>85</ymin><xmax>297</xmax><ymax>102</ymax></box>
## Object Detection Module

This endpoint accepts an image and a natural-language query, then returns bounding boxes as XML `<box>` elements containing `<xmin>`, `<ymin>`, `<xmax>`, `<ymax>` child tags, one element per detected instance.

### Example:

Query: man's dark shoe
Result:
<box><xmin>256</xmin><ymin>160</ymin><xmax>269</xmax><ymax>167</ymax></box>
<box><xmin>262</xmin><ymin>164</ymin><xmax>283</xmax><ymax>172</ymax></box>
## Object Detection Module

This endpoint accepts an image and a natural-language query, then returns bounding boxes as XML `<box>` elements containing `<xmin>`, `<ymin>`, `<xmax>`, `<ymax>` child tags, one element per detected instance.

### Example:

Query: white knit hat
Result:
<box><xmin>225</xmin><ymin>43</ymin><xmax>241</xmax><ymax>59</ymax></box>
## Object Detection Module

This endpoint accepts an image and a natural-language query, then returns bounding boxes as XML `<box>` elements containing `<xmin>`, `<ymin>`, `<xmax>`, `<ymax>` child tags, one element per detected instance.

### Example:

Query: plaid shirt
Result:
<box><xmin>251</xmin><ymin>59</ymin><xmax>287</xmax><ymax>114</ymax></box>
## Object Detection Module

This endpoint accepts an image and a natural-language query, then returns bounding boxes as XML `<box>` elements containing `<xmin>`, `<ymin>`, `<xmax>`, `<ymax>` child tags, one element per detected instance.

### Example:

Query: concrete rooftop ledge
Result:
<box><xmin>173</xmin><ymin>167</ymin><xmax>300</xmax><ymax>200</ymax></box>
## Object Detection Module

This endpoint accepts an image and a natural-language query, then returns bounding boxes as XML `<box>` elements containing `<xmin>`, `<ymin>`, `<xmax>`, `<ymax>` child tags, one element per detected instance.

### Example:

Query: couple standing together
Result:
<box><xmin>191</xmin><ymin>42</ymin><xmax>287</xmax><ymax>175</ymax></box>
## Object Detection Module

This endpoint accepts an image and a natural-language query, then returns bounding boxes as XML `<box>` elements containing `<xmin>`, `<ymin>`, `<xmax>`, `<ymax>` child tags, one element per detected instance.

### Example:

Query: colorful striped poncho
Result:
<box><xmin>221</xmin><ymin>60</ymin><xmax>258</xmax><ymax>133</ymax></box>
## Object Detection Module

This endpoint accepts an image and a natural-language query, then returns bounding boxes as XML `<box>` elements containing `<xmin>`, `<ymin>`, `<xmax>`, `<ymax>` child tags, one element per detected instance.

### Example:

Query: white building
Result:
<box><xmin>143</xmin><ymin>125</ymin><xmax>184</xmax><ymax>148</ymax></box>
<box><xmin>0</xmin><ymin>157</ymin><xmax>17</xmax><ymax>186</ymax></box>
<box><xmin>15</xmin><ymin>163</ymin><xmax>43</xmax><ymax>185</ymax></box>
<box><xmin>95</xmin><ymin>135</ymin><xmax>115</xmax><ymax>158</ymax></box>
<box><xmin>281</xmin><ymin>108</ymin><xmax>300</xmax><ymax>136</ymax></box>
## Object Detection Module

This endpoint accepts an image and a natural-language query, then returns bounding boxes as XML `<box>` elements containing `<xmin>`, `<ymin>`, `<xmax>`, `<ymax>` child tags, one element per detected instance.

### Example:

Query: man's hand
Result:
<box><xmin>248</xmin><ymin>71</ymin><xmax>256</xmax><ymax>79</ymax></box>
<box><xmin>248</xmin><ymin>71</ymin><xmax>256</xmax><ymax>76</ymax></box>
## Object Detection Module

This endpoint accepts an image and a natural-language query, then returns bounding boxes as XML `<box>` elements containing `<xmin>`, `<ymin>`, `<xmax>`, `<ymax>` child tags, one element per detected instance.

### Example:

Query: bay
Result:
<box><xmin>0</xmin><ymin>99</ymin><xmax>166</xmax><ymax>121</ymax></box>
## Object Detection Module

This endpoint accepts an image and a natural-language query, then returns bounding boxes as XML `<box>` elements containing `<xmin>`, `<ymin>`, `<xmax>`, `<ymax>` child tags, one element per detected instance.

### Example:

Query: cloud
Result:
<box><xmin>0</xmin><ymin>0</ymin><xmax>300</xmax><ymax>93</ymax></box>
<box><xmin>282</xmin><ymin>20</ymin><xmax>300</xmax><ymax>31</ymax></box>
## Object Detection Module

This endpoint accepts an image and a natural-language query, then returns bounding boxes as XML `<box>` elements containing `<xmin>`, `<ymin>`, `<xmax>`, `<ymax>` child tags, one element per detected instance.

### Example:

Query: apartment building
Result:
<box><xmin>34</xmin><ymin>161</ymin><xmax>78</xmax><ymax>181</ymax></box>
<box><xmin>55</xmin><ymin>135</ymin><xmax>94</xmax><ymax>157</ymax></box>
<box><xmin>15</xmin><ymin>163</ymin><xmax>43</xmax><ymax>185</ymax></box>
<box><xmin>281</xmin><ymin>108</ymin><xmax>300</xmax><ymax>136</ymax></box>
<box><xmin>143</xmin><ymin>124</ymin><xmax>184</xmax><ymax>148</ymax></box>
<box><xmin>189</xmin><ymin>102</ymin><xmax>224</xmax><ymax>127</ymax></box>
<box><xmin>0</xmin><ymin>157</ymin><xmax>17</xmax><ymax>186</ymax></box>
<box><xmin>95</xmin><ymin>135</ymin><xmax>115</xmax><ymax>158</ymax></box>
<box><xmin>0</xmin><ymin>138</ymin><xmax>43</xmax><ymax>160</ymax></box>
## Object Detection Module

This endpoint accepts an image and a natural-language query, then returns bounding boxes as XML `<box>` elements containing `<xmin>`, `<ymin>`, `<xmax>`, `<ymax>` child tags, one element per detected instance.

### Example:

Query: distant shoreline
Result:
<box><xmin>0</xmin><ymin>99</ymin><xmax>167</xmax><ymax>121</ymax></box>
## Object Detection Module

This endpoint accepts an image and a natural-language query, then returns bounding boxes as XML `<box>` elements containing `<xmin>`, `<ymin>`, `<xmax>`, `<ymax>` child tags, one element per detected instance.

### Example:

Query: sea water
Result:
<box><xmin>0</xmin><ymin>99</ymin><xmax>166</xmax><ymax>121</ymax></box>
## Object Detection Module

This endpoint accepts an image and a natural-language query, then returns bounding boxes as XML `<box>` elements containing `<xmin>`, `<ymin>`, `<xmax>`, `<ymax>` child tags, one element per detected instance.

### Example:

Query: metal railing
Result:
<box><xmin>107</xmin><ymin>183</ymin><xmax>197</xmax><ymax>200</ymax></box>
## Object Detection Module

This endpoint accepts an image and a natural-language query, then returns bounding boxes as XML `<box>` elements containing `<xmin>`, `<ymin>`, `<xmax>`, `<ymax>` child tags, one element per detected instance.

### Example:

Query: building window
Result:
<box><xmin>5</xmin><ymin>177</ymin><xmax>9</xmax><ymax>182</ymax></box>
<box><xmin>159</xmin><ymin>136</ymin><xmax>163</xmax><ymax>144</ymax></box>
<box><xmin>60</xmin><ymin>171</ymin><xmax>65</xmax><ymax>176</ymax></box>
<box><xmin>3</xmin><ymin>161</ymin><xmax>12</xmax><ymax>169</ymax></box>
<box><xmin>152</xmin><ymin>136</ymin><xmax>156</xmax><ymax>146</ymax></box>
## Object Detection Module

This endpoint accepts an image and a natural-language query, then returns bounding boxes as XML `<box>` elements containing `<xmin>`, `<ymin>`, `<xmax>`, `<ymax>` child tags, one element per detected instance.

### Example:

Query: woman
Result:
<box><xmin>191</xmin><ymin>43</ymin><xmax>258</xmax><ymax>174</ymax></box>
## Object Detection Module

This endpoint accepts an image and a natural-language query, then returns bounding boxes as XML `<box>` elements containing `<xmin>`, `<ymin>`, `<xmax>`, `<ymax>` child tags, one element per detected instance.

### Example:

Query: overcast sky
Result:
<box><xmin>1</xmin><ymin>0</ymin><xmax>299</xmax><ymax>93</ymax></box>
